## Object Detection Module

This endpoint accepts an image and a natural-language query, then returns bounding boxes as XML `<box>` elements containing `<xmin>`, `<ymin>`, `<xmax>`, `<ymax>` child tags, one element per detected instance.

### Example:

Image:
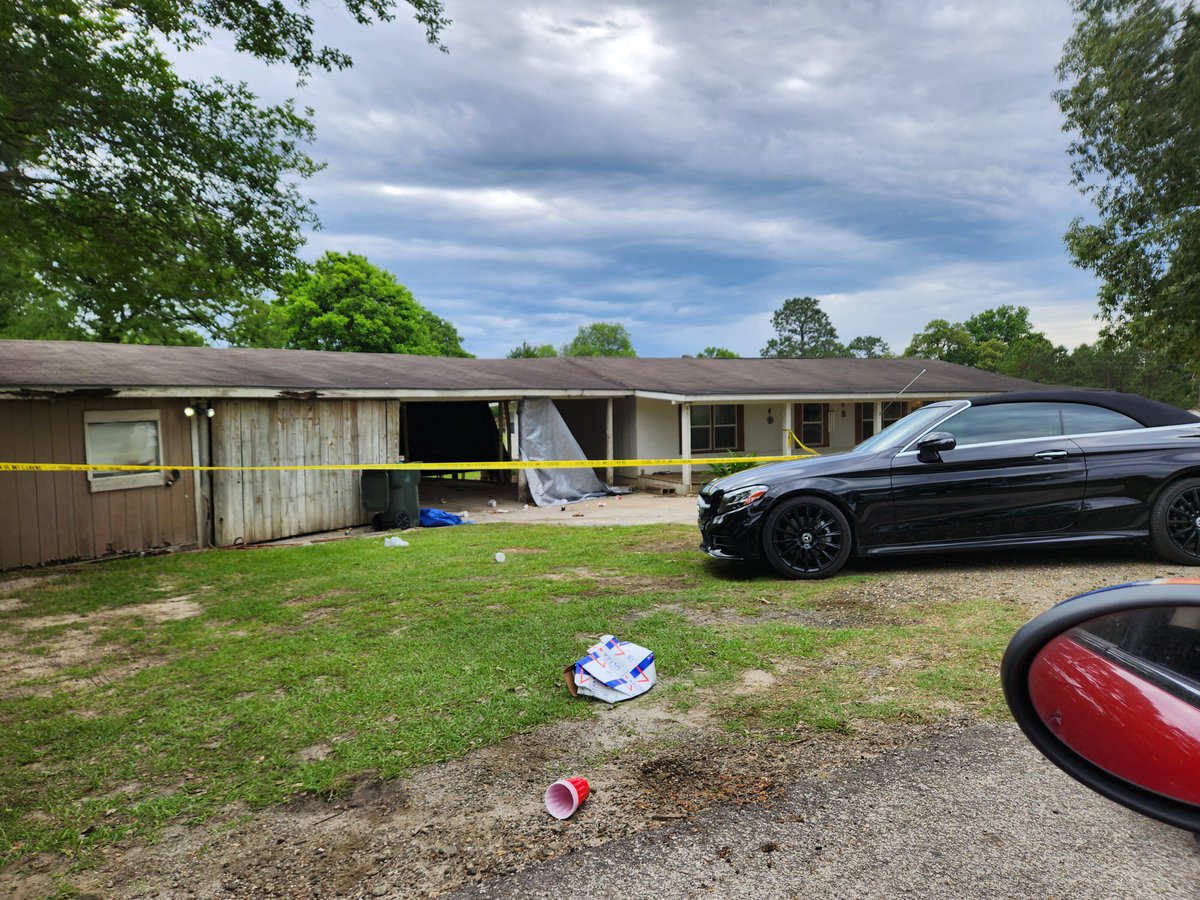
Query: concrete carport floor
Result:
<box><xmin>416</xmin><ymin>478</ymin><xmax>698</xmax><ymax>526</ymax></box>
<box><xmin>255</xmin><ymin>479</ymin><xmax>698</xmax><ymax>546</ymax></box>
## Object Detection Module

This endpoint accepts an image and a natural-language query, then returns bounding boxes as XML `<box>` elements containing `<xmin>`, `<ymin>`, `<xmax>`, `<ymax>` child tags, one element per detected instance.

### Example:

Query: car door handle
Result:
<box><xmin>1033</xmin><ymin>450</ymin><xmax>1069</xmax><ymax>461</ymax></box>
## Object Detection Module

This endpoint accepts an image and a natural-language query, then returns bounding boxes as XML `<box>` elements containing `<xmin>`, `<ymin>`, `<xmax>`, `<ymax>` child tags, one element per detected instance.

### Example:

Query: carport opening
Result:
<box><xmin>404</xmin><ymin>400</ymin><xmax>513</xmax><ymax>484</ymax></box>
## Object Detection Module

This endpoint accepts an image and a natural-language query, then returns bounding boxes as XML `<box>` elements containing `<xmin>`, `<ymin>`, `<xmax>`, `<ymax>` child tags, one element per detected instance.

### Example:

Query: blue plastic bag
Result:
<box><xmin>419</xmin><ymin>507</ymin><xmax>464</xmax><ymax>527</ymax></box>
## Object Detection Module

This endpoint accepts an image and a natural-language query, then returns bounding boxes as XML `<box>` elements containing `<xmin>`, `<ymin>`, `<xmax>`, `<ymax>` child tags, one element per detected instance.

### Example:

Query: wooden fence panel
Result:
<box><xmin>206</xmin><ymin>398</ymin><xmax>399</xmax><ymax>545</ymax></box>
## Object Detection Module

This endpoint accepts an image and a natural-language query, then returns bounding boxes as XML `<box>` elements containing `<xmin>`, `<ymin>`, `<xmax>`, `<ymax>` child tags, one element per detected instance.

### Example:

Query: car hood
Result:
<box><xmin>703</xmin><ymin>449</ymin><xmax>872</xmax><ymax>494</ymax></box>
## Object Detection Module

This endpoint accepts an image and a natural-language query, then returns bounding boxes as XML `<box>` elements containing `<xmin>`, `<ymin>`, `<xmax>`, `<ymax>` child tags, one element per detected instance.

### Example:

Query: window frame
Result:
<box><xmin>686</xmin><ymin>404</ymin><xmax>744</xmax><ymax>453</ymax></box>
<box><xmin>855</xmin><ymin>401</ymin><xmax>909</xmax><ymax>444</ymax></box>
<box><xmin>83</xmin><ymin>409</ymin><xmax>166</xmax><ymax>492</ymax></box>
<box><xmin>794</xmin><ymin>402</ymin><xmax>829</xmax><ymax>448</ymax></box>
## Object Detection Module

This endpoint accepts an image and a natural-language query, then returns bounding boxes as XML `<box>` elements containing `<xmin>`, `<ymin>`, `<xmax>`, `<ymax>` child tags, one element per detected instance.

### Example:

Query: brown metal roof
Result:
<box><xmin>0</xmin><ymin>340</ymin><xmax>1048</xmax><ymax>398</ymax></box>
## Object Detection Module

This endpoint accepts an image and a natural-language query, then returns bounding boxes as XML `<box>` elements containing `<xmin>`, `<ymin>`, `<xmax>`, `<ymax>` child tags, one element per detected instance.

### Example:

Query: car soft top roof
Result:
<box><xmin>967</xmin><ymin>389</ymin><xmax>1199</xmax><ymax>428</ymax></box>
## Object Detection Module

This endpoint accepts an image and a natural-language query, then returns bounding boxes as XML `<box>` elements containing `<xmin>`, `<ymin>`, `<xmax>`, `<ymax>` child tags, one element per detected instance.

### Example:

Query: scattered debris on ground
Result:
<box><xmin>2</xmin><ymin>550</ymin><xmax>1193</xmax><ymax>899</ymax></box>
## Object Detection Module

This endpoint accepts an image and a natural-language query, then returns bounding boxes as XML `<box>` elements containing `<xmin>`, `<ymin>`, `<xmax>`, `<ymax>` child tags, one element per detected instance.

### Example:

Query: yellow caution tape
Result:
<box><xmin>785</xmin><ymin>429</ymin><xmax>819</xmax><ymax>456</ymax></box>
<box><xmin>0</xmin><ymin>453</ymin><xmax>817</xmax><ymax>474</ymax></box>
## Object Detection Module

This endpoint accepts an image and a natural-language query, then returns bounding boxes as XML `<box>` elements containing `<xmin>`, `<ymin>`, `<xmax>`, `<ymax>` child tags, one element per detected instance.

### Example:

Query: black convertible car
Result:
<box><xmin>698</xmin><ymin>389</ymin><xmax>1200</xmax><ymax>579</ymax></box>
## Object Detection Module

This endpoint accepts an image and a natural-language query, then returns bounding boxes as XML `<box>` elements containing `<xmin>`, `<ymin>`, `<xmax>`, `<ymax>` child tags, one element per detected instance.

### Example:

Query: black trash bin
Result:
<box><xmin>387</xmin><ymin>466</ymin><xmax>420</xmax><ymax>530</ymax></box>
<box><xmin>362</xmin><ymin>464</ymin><xmax>420</xmax><ymax>530</ymax></box>
<box><xmin>361</xmin><ymin>470</ymin><xmax>390</xmax><ymax>518</ymax></box>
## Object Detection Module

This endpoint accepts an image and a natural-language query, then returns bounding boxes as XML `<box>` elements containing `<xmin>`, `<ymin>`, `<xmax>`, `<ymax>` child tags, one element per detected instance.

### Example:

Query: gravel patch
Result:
<box><xmin>448</xmin><ymin>721</ymin><xmax>1200</xmax><ymax>900</ymax></box>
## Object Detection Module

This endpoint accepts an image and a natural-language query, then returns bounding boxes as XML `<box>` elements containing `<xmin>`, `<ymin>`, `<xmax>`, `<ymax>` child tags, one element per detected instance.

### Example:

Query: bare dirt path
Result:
<box><xmin>6</xmin><ymin>545</ymin><xmax>1197</xmax><ymax>900</ymax></box>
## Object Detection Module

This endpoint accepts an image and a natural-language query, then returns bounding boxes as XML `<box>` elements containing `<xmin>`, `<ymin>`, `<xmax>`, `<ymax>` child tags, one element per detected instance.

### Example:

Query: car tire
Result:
<box><xmin>1151</xmin><ymin>477</ymin><xmax>1200</xmax><ymax>565</ymax></box>
<box><xmin>761</xmin><ymin>495</ymin><xmax>852</xmax><ymax>579</ymax></box>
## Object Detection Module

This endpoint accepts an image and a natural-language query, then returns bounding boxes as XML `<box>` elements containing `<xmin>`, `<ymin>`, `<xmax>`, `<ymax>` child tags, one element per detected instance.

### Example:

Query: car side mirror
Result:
<box><xmin>1002</xmin><ymin>579</ymin><xmax>1200</xmax><ymax>834</ymax></box>
<box><xmin>916</xmin><ymin>431</ymin><xmax>956</xmax><ymax>463</ymax></box>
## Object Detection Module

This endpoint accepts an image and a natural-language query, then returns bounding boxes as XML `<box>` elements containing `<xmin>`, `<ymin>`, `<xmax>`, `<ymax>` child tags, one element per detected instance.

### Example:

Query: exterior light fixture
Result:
<box><xmin>206</xmin><ymin>407</ymin><xmax>215</xmax><ymax>418</ymax></box>
<box><xmin>766</xmin><ymin>407</ymin><xmax>774</xmax><ymax>425</ymax></box>
<box><xmin>184</xmin><ymin>405</ymin><xmax>196</xmax><ymax>417</ymax></box>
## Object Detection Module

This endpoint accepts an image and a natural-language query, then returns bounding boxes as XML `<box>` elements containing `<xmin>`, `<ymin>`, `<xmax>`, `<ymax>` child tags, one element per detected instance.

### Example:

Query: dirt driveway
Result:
<box><xmin>12</xmin><ymin>543</ymin><xmax>1197</xmax><ymax>900</ymax></box>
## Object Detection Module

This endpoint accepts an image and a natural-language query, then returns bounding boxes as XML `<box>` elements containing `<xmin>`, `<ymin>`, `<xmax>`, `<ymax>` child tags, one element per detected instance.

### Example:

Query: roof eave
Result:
<box><xmin>632</xmin><ymin>390</ymin><xmax>1002</xmax><ymax>404</ymax></box>
<box><xmin>0</xmin><ymin>386</ymin><xmax>633</xmax><ymax>401</ymax></box>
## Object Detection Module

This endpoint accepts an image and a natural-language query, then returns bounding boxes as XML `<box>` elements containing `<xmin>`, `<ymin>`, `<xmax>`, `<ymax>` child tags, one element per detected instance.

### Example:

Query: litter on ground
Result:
<box><xmin>564</xmin><ymin>635</ymin><xmax>656</xmax><ymax>704</ymax></box>
<box><xmin>544</xmin><ymin>777</ymin><xmax>590</xmax><ymax>820</ymax></box>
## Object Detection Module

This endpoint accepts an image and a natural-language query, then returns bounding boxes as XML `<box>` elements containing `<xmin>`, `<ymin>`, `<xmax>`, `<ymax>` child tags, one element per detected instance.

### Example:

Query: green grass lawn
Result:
<box><xmin>0</xmin><ymin>525</ymin><xmax>1025</xmax><ymax>865</ymax></box>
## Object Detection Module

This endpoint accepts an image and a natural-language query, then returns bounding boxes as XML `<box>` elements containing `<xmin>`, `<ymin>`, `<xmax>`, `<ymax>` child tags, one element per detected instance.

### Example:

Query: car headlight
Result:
<box><xmin>716</xmin><ymin>484</ymin><xmax>768</xmax><ymax>516</ymax></box>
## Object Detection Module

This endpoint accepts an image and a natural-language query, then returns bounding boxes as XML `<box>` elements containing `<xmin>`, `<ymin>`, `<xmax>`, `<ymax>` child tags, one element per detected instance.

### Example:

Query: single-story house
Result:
<box><xmin>0</xmin><ymin>340</ymin><xmax>1047</xmax><ymax>569</ymax></box>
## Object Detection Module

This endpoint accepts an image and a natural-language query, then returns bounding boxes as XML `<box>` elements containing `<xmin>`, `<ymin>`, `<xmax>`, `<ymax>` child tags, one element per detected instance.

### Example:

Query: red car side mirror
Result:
<box><xmin>1002</xmin><ymin>579</ymin><xmax>1200</xmax><ymax>834</ymax></box>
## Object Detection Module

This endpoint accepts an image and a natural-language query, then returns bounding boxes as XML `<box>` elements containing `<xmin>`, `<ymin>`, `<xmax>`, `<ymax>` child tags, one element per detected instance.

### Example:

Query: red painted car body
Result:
<box><xmin>1029</xmin><ymin>632</ymin><xmax>1200</xmax><ymax>805</ymax></box>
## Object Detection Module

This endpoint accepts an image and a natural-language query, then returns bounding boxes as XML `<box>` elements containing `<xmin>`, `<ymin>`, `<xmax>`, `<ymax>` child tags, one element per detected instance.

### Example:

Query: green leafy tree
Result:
<box><xmin>1056</xmin><ymin>0</ymin><xmax>1200</xmax><ymax>394</ymax></box>
<box><xmin>0</xmin><ymin>0</ymin><xmax>447</xmax><ymax>345</ymax></box>
<box><xmin>997</xmin><ymin>335</ymin><xmax>1069</xmax><ymax>383</ymax></box>
<box><xmin>0</xmin><ymin>291</ymin><xmax>89</xmax><ymax>342</ymax></box>
<box><xmin>908</xmin><ymin>305</ymin><xmax>1060</xmax><ymax>375</ymax></box>
<box><xmin>420</xmin><ymin>309</ymin><xmax>472</xmax><ymax>358</ymax></box>
<box><xmin>906</xmin><ymin>305</ymin><xmax>1194</xmax><ymax>406</ymax></box>
<box><xmin>973</xmin><ymin>338</ymin><xmax>1009</xmax><ymax>373</ymax></box>
<box><xmin>697</xmin><ymin>346</ymin><xmax>739</xmax><ymax>358</ymax></box>
<box><xmin>904</xmin><ymin>319</ymin><xmax>977</xmax><ymax>366</ymax></box>
<box><xmin>844</xmin><ymin>335</ymin><xmax>891</xmax><ymax>358</ymax></box>
<box><xmin>507</xmin><ymin>342</ymin><xmax>558</xmax><ymax>358</ymax></box>
<box><xmin>275</xmin><ymin>252</ymin><xmax>470</xmax><ymax>356</ymax></box>
<box><xmin>964</xmin><ymin>305</ymin><xmax>1037</xmax><ymax>346</ymax></box>
<box><xmin>761</xmin><ymin>297</ymin><xmax>847</xmax><ymax>358</ymax></box>
<box><xmin>562</xmin><ymin>322</ymin><xmax>637</xmax><ymax>357</ymax></box>
<box><xmin>1066</xmin><ymin>336</ymin><xmax>1194</xmax><ymax>408</ymax></box>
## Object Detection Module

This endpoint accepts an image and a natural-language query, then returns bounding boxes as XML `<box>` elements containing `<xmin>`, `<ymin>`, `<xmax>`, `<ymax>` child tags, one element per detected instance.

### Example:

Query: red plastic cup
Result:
<box><xmin>544</xmin><ymin>777</ymin><xmax>590</xmax><ymax>819</ymax></box>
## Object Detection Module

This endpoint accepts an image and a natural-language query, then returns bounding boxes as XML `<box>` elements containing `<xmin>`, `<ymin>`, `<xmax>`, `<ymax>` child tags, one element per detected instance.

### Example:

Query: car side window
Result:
<box><xmin>1060</xmin><ymin>403</ymin><xmax>1141</xmax><ymax>435</ymax></box>
<box><xmin>937</xmin><ymin>402</ymin><xmax>1063</xmax><ymax>446</ymax></box>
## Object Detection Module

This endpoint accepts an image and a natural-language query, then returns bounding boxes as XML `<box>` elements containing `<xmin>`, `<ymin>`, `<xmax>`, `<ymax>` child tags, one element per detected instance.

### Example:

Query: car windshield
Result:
<box><xmin>853</xmin><ymin>403</ymin><xmax>962</xmax><ymax>453</ymax></box>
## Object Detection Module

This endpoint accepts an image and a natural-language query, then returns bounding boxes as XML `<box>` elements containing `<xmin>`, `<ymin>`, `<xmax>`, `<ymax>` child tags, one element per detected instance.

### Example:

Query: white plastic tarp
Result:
<box><xmin>519</xmin><ymin>398</ymin><xmax>610</xmax><ymax>507</ymax></box>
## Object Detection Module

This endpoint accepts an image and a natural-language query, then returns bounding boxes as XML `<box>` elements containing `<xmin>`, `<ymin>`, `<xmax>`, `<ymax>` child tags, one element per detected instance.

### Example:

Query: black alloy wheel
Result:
<box><xmin>761</xmin><ymin>496</ymin><xmax>852</xmax><ymax>579</ymax></box>
<box><xmin>1151</xmin><ymin>477</ymin><xmax>1200</xmax><ymax>565</ymax></box>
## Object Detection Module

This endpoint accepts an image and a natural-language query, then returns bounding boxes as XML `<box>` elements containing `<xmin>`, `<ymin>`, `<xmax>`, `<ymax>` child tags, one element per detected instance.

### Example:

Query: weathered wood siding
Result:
<box><xmin>0</xmin><ymin>398</ymin><xmax>198</xmax><ymax>570</ymax></box>
<box><xmin>211</xmin><ymin>399</ymin><xmax>402</xmax><ymax>546</ymax></box>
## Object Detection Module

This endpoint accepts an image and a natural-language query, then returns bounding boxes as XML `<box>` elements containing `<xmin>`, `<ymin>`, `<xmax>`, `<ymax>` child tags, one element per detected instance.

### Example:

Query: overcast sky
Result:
<box><xmin>185</xmin><ymin>0</ymin><xmax>1101</xmax><ymax>359</ymax></box>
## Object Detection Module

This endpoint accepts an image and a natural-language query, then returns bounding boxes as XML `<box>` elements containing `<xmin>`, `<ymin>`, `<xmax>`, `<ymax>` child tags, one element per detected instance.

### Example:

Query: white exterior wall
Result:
<box><xmin>635</xmin><ymin>397</ymin><xmax>681</xmax><ymax>471</ymax></box>
<box><xmin>633</xmin><ymin>399</ymin><xmax>869</xmax><ymax>475</ymax></box>
<box><xmin>742</xmin><ymin>403</ymin><xmax>780</xmax><ymax>456</ymax></box>
<box><xmin>613</xmin><ymin>397</ymin><xmax>638</xmax><ymax>477</ymax></box>
<box><xmin>635</xmin><ymin>399</ymin><xmax>785</xmax><ymax>475</ymax></box>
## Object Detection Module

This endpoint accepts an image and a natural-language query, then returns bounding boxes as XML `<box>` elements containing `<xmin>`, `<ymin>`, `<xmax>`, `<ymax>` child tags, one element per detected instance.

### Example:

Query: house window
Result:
<box><xmin>794</xmin><ymin>403</ymin><xmax>828</xmax><ymax>448</ymax></box>
<box><xmin>84</xmin><ymin>409</ymin><xmax>165</xmax><ymax>492</ymax></box>
<box><xmin>689</xmin><ymin>404</ymin><xmax>743</xmax><ymax>452</ymax></box>
<box><xmin>855</xmin><ymin>402</ymin><xmax>909</xmax><ymax>443</ymax></box>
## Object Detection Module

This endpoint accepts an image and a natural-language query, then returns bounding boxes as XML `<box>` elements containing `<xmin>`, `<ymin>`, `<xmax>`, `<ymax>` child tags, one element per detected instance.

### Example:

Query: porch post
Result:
<box><xmin>680</xmin><ymin>402</ymin><xmax>692</xmax><ymax>493</ymax></box>
<box><xmin>873</xmin><ymin>400</ymin><xmax>883</xmax><ymax>437</ymax></box>
<box><xmin>190</xmin><ymin>408</ymin><xmax>207</xmax><ymax>547</ymax></box>
<box><xmin>605</xmin><ymin>398</ymin><xmax>614</xmax><ymax>486</ymax></box>
<box><xmin>782</xmin><ymin>401</ymin><xmax>794</xmax><ymax>455</ymax></box>
<box><xmin>513</xmin><ymin>402</ymin><xmax>528</xmax><ymax>502</ymax></box>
